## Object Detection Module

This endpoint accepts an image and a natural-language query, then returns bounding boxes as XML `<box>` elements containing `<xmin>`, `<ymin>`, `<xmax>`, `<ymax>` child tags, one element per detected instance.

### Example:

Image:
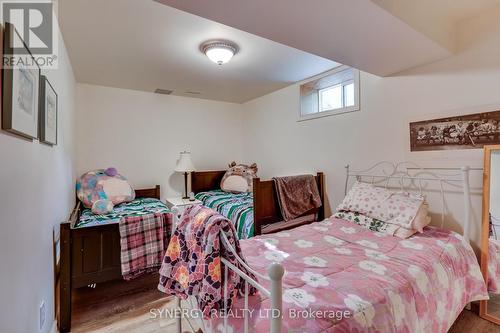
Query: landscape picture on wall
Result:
<box><xmin>2</xmin><ymin>23</ymin><xmax>41</xmax><ymax>140</ymax></box>
<box><xmin>410</xmin><ymin>110</ymin><xmax>500</xmax><ymax>151</ymax></box>
<box><xmin>39</xmin><ymin>75</ymin><xmax>58</xmax><ymax>145</ymax></box>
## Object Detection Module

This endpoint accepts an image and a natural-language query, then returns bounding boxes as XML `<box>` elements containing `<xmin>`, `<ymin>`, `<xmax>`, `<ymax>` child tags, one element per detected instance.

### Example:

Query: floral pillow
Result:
<box><xmin>337</xmin><ymin>181</ymin><xmax>427</xmax><ymax>230</ymax></box>
<box><xmin>334</xmin><ymin>211</ymin><xmax>419</xmax><ymax>239</ymax></box>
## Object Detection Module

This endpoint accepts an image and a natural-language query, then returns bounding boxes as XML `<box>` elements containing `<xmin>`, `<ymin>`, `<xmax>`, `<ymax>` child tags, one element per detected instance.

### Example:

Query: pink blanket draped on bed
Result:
<box><xmin>157</xmin><ymin>205</ymin><xmax>257</xmax><ymax>318</ymax></box>
<box><xmin>203</xmin><ymin>216</ymin><xmax>488</xmax><ymax>332</ymax></box>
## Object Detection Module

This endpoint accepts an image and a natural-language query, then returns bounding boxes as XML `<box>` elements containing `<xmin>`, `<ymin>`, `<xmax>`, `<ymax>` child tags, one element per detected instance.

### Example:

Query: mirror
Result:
<box><xmin>480</xmin><ymin>145</ymin><xmax>500</xmax><ymax>324</ymax></box>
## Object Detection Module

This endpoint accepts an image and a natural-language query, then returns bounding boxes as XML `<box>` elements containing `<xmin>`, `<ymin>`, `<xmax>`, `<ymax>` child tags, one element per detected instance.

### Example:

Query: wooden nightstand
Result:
<box><xmin>166</xmin><ymin>197</ymin><xmax>202</xmax><ymax>227</ymax></box>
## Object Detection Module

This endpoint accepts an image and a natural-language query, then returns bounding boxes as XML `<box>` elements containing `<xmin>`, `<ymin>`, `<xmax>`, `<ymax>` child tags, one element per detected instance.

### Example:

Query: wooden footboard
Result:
<box><xmin>191</xmin><ymin>171</ymin><xmax>325</xmax><ymax>235</ymax></box>
<box><xmin>59</xmin><ymin>186</ymin><xmax>162</xmax><ymax>332</ymax></box>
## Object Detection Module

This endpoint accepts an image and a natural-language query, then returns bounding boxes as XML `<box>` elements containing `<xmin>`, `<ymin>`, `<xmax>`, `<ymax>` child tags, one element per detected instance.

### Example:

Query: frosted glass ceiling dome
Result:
<box><xmin>201</xmin><ymin>40</ymin><xmax>238</xmax><ymax>65</ymax></box>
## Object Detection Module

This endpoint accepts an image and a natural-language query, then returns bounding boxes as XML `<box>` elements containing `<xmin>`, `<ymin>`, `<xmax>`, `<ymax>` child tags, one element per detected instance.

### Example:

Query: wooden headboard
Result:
<box><xmin>135</xmin><ymin>185</ymin><xmax>161</xmax><ymax>199</ymax></box>
<box><xmin>191</xmin><ymin>171</ymin><xmax>226</xmax><ymax>194</ymax></box>
<box><xmin>253</xmin><ymin>173</ymin><xmax>325</xmax><ymax>234</ymax></box>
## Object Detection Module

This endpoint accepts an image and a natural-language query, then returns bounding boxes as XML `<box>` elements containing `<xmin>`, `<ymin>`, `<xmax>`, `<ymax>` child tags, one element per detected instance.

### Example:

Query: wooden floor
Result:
<box><xmin>71</xmin><ymin>274</ymin><xmax>188</xmax><ymax>333</ymax></box>
<box><xmin>71</xmin><ymin>275</ymin><xmax>500</xmax><ymax>333</ymax></box>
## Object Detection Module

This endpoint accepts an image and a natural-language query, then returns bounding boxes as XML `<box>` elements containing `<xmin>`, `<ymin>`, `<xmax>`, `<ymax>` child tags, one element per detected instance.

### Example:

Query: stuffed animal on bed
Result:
<box><xmin>76</xmin><ymin>167</ymin><xmax>135</xmax><ymax>215</ymax></box>
<box><xmin>220</xmin><ymin>161</ymin><xmax>258</xmax><ymax>193</ymax></box>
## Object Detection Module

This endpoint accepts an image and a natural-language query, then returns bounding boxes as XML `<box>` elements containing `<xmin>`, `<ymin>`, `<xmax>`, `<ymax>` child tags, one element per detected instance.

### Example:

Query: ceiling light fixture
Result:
<box><xmin>201</xmin><ymin>40</ymin><xmax>238</xmax><ymax>65</ymax></box>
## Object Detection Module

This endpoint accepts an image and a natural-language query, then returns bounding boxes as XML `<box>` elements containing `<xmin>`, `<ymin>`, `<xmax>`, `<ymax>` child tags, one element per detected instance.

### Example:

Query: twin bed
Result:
<box><xmin>167</xmin><ymin>163</ymin><xmax>489</xmax><ymax>333</ymax></box>
<box><xmin>59</xmin><ymin>186</ymin><xmax>171</xmax><ymax>332</ymax></box>
<box><xmin>191</xmin><ymin>171</ymin><xmax>325</xmax><ymax>238</ymax></box>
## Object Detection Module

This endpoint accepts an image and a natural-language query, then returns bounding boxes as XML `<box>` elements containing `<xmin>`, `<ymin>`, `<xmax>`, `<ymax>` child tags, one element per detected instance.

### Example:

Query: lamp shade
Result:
<box><xmin>175</xmin><ymin>151</ymin><xmax>196</xmax><ymax>172</ymax></box>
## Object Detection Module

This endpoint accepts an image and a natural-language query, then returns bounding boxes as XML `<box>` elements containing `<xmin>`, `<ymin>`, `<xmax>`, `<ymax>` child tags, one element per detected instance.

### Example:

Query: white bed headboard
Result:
<box><xmin>344</xmin><ymin>161</ymin><xmax>483</xmax><ymax>243</ymax></box>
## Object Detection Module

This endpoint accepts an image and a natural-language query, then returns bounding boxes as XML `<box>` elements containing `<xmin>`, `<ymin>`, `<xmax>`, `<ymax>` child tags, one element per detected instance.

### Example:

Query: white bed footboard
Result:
<box><xmin>176</xmin><ymin>232</ymin><xmax>284</xmax><ymax>333</ymax></box>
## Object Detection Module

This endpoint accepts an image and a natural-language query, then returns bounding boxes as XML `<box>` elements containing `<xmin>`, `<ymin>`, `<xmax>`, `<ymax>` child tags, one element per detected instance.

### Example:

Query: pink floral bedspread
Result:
<box><xmin>204</xmin><ymin>217</ymin><xmax>487</xmax><ymax>332</ymax></box>
<box><xmin>488</xmin><ymin>238</ymin><xmax>500</xmax><ymax>293</ymax></box>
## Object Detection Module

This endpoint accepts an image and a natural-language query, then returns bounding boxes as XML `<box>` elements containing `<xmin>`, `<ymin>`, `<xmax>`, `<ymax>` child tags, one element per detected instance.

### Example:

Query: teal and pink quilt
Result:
<box><xmin>195</xmin><ymin>190</ymin><xmax>254</xmax><ymax>239</ymax></box>
<box><xmin>75</xmin><ymin>198</ymin><xmax>170</xmax><ymax>229</ymax></box>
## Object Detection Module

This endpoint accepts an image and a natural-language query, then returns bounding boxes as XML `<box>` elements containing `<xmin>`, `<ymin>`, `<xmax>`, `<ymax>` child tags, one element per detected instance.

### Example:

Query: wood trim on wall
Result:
<box><xmin>480</xmin><ymin>145</ymin><xmax>500</xmax><ymax>325</ymax></box>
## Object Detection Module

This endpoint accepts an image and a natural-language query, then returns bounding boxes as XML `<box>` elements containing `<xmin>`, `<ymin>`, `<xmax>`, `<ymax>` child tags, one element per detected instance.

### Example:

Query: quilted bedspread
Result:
<box><xmin>205</xmin><ymin>217</ymin><xmax>488</xmax><ymax>332</ymax></box>
<box><xmin>75</xmin><ymin>197</ymin><xmax>170</xmax><ymax>228</ymax></box>
<box><xmin>195</xmin><ymin>190</ymin><xmax>254</xmax><ymax>239</ymax></box>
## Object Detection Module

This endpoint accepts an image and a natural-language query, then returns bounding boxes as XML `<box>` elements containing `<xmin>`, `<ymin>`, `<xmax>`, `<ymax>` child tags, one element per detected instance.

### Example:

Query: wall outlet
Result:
<box><xmin>39</xmin><ymin>300</ymin><xmax>46</xmax><ymax>331</ymax></box>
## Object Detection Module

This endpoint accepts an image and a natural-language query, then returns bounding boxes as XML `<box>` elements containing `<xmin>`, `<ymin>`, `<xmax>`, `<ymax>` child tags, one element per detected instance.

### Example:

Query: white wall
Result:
<box><xmin>241</xmin><ymin>8</ymin><xmax>500</xmax><ymax>249</ymax></box>
<box><xmin>0</xmin><ymin>28</ymin><xmax>76</xmax><ymax>333</ymax></box>
<box><xmin>76</xmin><ymin>84</ymin><xmax>244</xmax><ymax>199</ymax></box>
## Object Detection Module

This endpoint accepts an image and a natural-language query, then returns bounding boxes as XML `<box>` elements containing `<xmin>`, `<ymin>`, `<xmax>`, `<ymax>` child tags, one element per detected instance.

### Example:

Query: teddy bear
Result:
<box><xmin>76</xmin><ymin>167</ymin><xmax>135</xmax><ymax>215</ymax></box>
<box><xmin>220</xmin><ymin>161</ymin><xmax>258</xmax><ymax>193</ymax></box>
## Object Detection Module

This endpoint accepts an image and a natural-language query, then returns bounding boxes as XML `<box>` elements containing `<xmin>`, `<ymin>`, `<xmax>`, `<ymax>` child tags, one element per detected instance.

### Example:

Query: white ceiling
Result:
<box><xmin>155</xmin><ymin>0</ymin><xmax>452</xmax><ymax>76</ymax></box>
<box><xmin>157</xmin><ymin>0</ymin><xmax>500</xmax><ymax>76</ymax></box>
<box><xmin>60</xmin><ymin>0</ymin><xmax>499</xmax><ymax>103</ymax></box>
<box><xmin>58</xmin><ymin>0</ymin><xmax>339</xmax><ymax>103</ymax></box>
<box><xmin>371</xmin><ymin>0</ymin><xmax>500</xmax><ymax>52</ymax></box>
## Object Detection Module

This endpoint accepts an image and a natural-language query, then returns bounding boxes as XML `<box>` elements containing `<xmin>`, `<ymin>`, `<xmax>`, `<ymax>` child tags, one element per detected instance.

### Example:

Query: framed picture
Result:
<box><xmin>410</xmin><ymin>110</ymin><xmax>500</xmax><ymax>151</ymax></box>
<box><xmin>39</xmin><ymin>75</ymin><xmax>58</xmax><ymax>145</ymax></box>
<box><xmin>2</xmin><ymin>22</ymin><xmax>40</xmax><ymax>139</ymax></box>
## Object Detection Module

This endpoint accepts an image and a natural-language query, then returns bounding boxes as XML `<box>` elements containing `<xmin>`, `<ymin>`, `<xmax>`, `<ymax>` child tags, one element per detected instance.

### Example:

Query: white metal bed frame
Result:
<box><xmin>174</xmin><ymin>161</ymin><xmax>480</xmax><ymax>333</ymax></box>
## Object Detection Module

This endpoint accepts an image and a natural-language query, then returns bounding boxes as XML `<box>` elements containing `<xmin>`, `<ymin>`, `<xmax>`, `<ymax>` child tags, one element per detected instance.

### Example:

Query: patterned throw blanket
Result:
<box><xmin>273</xmin><ymin>174</ymin><xmax>321</xmax><ymax>221</ymax></box>
<box><xmin>119</xmin><ymin>211</ymin><xmax>172</xmax><ymax>280</ymax></box>
<box><xmin>158</xmin><ymin>205</ymin><xmax>257</xmax><ymax>318</ymax></box>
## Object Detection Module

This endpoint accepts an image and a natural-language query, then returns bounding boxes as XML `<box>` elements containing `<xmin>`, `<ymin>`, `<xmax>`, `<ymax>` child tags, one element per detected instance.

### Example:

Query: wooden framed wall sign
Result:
<box><xmin>2</xmin><ymin>22</ymin><xmax>41</xmax><ymax>140</ymax></box>
<box><xmin>410</xmin><ymin>110</ymin><xmax>500</xmax><ymax>151</ymax></box>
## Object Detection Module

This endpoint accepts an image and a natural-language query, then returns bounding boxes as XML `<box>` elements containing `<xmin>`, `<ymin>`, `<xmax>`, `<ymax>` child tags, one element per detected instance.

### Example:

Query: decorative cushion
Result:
<box><xmin>220</xmin><ymin>162</ymin><xmax>258</xmax><ymax>193</ymax></box>
<box><xmin>412</xmin><ymin>202</ymin><xmax>431</xmax><ymax>233</ymax></box>
<box><xmin>76</xmin><ymin>168</ymin><xmax>135</xmax><ymax>209</ymax></box>
<box><xmin>91</xmin><ymin>199</ymin><xmax>114</xmax><ymax>215</ymax></box>
<box><xmin>337</xmin><ymin>181</ymin><xmax>428</xmax><ymax>230</ymax></box>
<box><xmin>334</xmin><ymin>211</ymin><xmax>422</xmax><ymax>239</ymax></box>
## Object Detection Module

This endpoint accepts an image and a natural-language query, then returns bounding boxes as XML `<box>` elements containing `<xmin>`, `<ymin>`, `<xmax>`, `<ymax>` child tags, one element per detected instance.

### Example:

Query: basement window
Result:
<box><xmin>299</xmin><ymin>65</ymin><xmax>360</xmax><ymax>121</ymax></box>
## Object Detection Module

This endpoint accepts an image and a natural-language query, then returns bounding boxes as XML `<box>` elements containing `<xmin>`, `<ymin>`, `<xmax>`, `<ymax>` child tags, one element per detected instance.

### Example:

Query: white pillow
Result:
<box><xmin>221</xmin><ymin>175</ymin><xmax>250</xmax><ymax>193</ymax></box>
<box><xmin>337</xmin><ymin>181</ymin><xmax>428</xmax><ymax>230</ymax></box>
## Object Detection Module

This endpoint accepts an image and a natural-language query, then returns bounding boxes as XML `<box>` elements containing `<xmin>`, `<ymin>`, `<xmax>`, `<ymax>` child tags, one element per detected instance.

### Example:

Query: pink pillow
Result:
<box><xmin>337</xmin><ymin>182</ymin><xmax>429</xmax><ymax>230</ymax></box>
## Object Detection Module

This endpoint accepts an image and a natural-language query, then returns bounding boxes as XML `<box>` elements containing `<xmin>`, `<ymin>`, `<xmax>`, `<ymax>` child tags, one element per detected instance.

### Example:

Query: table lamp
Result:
<box><xmin>175</xmin><ymin>151</ymin><xmax>196</xmax><ymax>199</ymax></box>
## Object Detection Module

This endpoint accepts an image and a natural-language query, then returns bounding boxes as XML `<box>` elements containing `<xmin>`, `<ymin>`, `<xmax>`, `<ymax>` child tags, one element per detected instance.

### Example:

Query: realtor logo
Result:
<box><xmin>1</xmin><ymin>0</ymin><xmax>58</xmax><ymax>68</ymax></box>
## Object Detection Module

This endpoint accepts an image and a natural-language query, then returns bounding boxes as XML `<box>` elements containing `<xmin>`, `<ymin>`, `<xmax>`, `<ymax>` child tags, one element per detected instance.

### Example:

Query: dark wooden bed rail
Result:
<box><xmin>191</xmin><ymin>171</ymin><xmax>325</xmax><ymax>235</ymax></box>
<box><xmin>59</xmin><ymin>186</ymin><xmax>162</xmax><ymax>332</ymax></box>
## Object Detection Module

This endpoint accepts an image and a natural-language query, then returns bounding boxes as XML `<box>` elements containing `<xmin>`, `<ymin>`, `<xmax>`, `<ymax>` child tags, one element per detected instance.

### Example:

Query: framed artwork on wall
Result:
<box><xmin>410</xmin><ymin>110</ymin><xmax>500</xmax><ymax>151</ymax></box>
<box><xmin>39</xmin><ymin>75</ymin><xmax>58</xmax><ymax>145</ymax></box>
<box><xmin>2</xmin><ymin>22</ymin><xmax>41</xmax><ymax>140</ymax></box>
